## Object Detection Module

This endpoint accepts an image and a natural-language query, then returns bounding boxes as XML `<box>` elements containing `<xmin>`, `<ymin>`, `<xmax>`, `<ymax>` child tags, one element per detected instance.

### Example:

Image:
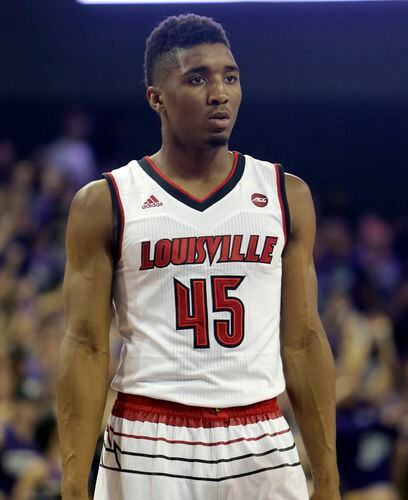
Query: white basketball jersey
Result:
<box><xmin>104</xmin><ymin>152</ymin><xmax>291</xmax><ymax>408</ymax></box>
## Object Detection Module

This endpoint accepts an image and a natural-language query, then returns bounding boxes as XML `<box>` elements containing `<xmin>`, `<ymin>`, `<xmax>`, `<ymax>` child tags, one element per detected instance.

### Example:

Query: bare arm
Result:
<box><xmin>280</xmin><ymin>174</ymin><xmax>340</xmax><ymax>500</ymax></box>
<box><xmin>56</xmin><ymin>180</ymin><xmax>114</xmax><ymax>500</ymax></box>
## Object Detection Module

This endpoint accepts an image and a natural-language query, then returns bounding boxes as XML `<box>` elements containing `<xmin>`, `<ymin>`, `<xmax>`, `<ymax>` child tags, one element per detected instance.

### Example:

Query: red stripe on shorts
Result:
<box><xmin>108</xmin><ymin>425</ymin><xmax>291</xmax><ymax>447</ymax></box>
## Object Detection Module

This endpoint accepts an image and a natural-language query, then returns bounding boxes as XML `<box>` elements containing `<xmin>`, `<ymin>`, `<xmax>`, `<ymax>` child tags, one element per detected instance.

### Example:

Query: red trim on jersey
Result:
<box><xmin>274</xmin><ymin>164</ymin><xmax>287</xmax><ymax>247</ymax></box>
<box><xmin>111</xmin><ymin>393</ymin><xmax>282</xmax><ymax>429</ymax></box>
<box><xmin>108</xmin><ymin>425</ymin><xmax>290</xmax><ymax>447</ymax></box>
<box><xmin>106</xmin><ymin>172</ymin><xmax>125</xmax><ymax>261</ymax></box>
<box><xmin>144</xmin><ymin>152</ymin><xmax>239</xmax><ymax>203</ymax></box>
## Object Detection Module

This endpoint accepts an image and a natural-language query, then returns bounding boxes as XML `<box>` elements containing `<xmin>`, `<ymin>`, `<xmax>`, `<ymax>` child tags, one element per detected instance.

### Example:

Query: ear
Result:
<box><xmin>146</xmin><ymin>86</ymin><xmax>165</xmax><ymax>114</ymax></box>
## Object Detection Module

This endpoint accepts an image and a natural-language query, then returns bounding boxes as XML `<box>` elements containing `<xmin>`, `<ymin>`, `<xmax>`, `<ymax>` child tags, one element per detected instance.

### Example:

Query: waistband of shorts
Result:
<box><xmin>113</xmin><ymin>392</ymin><xmax>282</xmax><ymax>421</ymax></box>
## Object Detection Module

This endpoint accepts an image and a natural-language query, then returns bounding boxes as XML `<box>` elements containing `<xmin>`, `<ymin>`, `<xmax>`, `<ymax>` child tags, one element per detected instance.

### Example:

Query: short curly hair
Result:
<box><xmin>144</xmin><ymin>14</ymin><xmax>230</xmax><ymax>87</ymax></box>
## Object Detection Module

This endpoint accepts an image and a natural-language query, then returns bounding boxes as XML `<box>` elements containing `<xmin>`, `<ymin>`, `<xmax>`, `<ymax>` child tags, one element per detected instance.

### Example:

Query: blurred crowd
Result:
<box><xmin>0</xmin><ymin>110</ymin><xmax>407</xmax><ymax>499</ymax></box>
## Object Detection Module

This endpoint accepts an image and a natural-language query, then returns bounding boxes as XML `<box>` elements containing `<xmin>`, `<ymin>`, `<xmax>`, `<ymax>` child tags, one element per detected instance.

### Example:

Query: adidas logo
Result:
<box><xmin>142</xmin><ymin>194</ymin><xmax>163</xmax><ymax>209</ymax></box>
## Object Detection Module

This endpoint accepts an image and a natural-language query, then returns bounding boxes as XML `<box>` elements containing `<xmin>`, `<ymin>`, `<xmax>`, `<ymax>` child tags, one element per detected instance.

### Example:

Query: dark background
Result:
<box><xmin>1</xmin><ymin>0</ymin><xmax>407</xmax><ymax>215</ymax></box>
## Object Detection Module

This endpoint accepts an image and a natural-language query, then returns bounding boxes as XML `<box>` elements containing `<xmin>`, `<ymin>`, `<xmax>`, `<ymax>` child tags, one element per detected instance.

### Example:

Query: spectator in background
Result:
<box><xmin>319</xmin><ymin>219</ymin><xmax>402</xmax><ymax>500</ymax></box>
<box><xmin>0</xmin><ymin>141</ymin><xmax>67</xmax><ymax>498</ymax></box>
<box><xmin>45</xmin><ymin>109</ymin><xmax>97</xmax><ymax>189</ymax></box>
<box><xmin>392</xmin><ymin>351</ymin><xmax>408</xmax><ymax>498</ymax></box>
<box><xmin>0</xmin><ymin>140</ymin><xmax>16</xmax><ymax>184</ymax></box>
<box><xmin>390</xmin><ymin>276</ymin><xmax>408</xmax><ymax>499</ymax></box>
<box><xmin>355</xmin><ymin>215</ymin><xmax>401</xmax><ymax>301</ymax></box>
<box><xmin>324</xmin><ymin>292</ymin><xmax>400</xmax><ymax>499</ymax></box>
<box><xmin>314</xmin><ymin>216</ymin><xmax>355</xmax><ymax>310</ymax></box>
<box><xmin>11</xmin><ymin>414</ymin><xmax>61</xmax><ymax>500</ymax></box>
<box><xmin>0</xmin><ymin>391</ymin><xmax>42</xmax><ymax>498</ymax></box>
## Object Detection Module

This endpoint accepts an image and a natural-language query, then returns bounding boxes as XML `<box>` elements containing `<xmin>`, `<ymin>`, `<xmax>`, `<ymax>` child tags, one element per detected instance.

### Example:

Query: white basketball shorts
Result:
<box><xmin>94</xmin><ymin>393</ymin><xmax>309</xmax><ymax>500</ymax></box>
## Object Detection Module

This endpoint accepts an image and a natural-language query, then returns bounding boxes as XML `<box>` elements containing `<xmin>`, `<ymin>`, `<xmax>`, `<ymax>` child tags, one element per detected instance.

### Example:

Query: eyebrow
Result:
<box><xmin>182</xmin><ymin>64</ymin><xmax>240</xmax><ymax>76</ymax></box>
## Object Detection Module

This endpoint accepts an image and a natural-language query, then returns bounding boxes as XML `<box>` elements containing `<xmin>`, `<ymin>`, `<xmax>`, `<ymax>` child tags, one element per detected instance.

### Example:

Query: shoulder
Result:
<box><xmin>284</xmin><ymin>173</ymin><xmax>315</xmax><ymax>237</ymax></box>
<box><xmin>284</xmin><ymin>173</ymin><xmax>312</xmax><ymax>202</ymax></box>
<box><xmin>68</xmin><ymin>179</ymin><xmax>113</xmax><ymax>246</ymax></box>
<box><xmin>71</xmin><ymin>179</ymin><xmax>111</xmax><ymax>214</ymax></box>
<box><xmin>71</xmin><ymin>179</ymin><xmax>112</xmax><ymax>219</ymax></box>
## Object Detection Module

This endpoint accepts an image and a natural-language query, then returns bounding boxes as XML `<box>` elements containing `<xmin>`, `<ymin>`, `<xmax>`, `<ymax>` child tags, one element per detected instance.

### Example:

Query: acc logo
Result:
<box><xmin>251</xmin><ymin>193</ymin><xmax>268</xmax><ymax>207</ymax></box>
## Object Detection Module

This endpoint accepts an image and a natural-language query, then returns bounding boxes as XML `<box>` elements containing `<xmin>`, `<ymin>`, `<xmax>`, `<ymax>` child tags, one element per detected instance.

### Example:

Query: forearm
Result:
<box><xmin>283</xmin><ymin>326</ymin><xmax>339</xmax><ymax>491</ymax></box>
<box><xmin>56</xmin><ymin>332</ymin><xmax>109</xmax><ymax>499</ymax></box>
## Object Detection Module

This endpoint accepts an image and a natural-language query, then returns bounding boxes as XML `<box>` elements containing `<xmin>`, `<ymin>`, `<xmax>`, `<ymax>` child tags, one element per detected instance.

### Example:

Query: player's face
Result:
<box><xmin>159</xmin><ymin>43</ymin><xmax>241</xmax><ymax>149</ymax></box>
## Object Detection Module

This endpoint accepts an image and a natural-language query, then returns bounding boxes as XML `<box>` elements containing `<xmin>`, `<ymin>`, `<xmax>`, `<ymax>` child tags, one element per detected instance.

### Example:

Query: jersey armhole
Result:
<box><xmin>103</xmin><ymin>172</ymin><xmax>124</xmax><ymax>264</ymax></box>
<box><xmin>274</xmin><ymin>164</ymin><xmax>291</xmax><ymax>249</ymax></box>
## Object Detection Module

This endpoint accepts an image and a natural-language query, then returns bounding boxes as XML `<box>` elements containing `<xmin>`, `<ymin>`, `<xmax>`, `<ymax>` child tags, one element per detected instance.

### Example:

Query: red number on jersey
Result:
<box><xmin>211</xmin><ymin>276</ymin><xmax>245</xmax><ymax>347</ymax></box>
<box><xmin>174</xmin><ymin>279</ymin><xmax>209</xmax><ymax>348</ymax></box>
<box><xmin>174</xmin><ymin>276</ymin><xmax>245</xmax><ymax>348</ymax></box>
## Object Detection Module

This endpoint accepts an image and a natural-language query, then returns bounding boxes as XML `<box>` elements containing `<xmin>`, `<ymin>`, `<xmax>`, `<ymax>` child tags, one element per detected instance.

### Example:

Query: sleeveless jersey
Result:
<box><xmin>104</xmin><ymin>152</ymin><xmax>291</xmax><ymax>408</ymax></box>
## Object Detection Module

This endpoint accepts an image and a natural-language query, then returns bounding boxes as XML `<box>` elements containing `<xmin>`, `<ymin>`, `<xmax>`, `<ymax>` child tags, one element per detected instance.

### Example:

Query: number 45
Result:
<box><xmin>174</xmin><ymin>276</ymin><xmax>245</xmax><ymax>349</ymax></box>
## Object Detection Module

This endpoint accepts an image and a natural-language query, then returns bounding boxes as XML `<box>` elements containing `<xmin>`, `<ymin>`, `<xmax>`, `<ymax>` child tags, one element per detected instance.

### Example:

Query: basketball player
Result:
<box><xmin>57</xmin><ymin>14</ymin><xmax>340</xmax><ymax>500</ymax></box>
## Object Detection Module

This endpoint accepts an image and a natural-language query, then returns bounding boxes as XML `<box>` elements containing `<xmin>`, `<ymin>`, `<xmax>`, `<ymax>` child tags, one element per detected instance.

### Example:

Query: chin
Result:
<box><xmin>206</xmin><ymin>135</ymin><xmax>229</xmax><ymax>147</ymax></box>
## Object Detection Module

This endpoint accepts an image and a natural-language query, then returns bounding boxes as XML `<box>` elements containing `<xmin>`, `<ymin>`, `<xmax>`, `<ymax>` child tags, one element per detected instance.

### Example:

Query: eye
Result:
<box><xmin>225</xmin><ymin>75</ymin><xmax>238</xmax><ymax>84</ymax></box>
<box><xmin>190</xmin><ymin>75</ymin><xmax>205</xmax><ymax>85</ymax></box>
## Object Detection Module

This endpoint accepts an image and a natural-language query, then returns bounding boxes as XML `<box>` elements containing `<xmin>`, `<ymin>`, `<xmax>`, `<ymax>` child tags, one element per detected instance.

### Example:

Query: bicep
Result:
<box><xmin>280</xmin><ymin>176</ymin><xmax>322</xmax><ymax>348</ymax></box>
<box><xmin>63</xmin><ymin>182</ymin><xmax>114</xmax><ymax>350</ymax></box>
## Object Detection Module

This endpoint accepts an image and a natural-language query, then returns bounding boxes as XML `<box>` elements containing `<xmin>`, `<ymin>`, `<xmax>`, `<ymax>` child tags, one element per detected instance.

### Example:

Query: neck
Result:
<box><xmin>151</xmin><ymin>139</ymin><xmax>233</xmax><ymax>182</ymax></box>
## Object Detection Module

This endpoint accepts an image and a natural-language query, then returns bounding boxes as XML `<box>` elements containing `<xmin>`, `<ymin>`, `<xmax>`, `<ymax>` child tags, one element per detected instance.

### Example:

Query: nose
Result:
<box><xmin>207</xmin><ymin>79</ymin><xmax>228</xmax><ymax>105</ymax></box>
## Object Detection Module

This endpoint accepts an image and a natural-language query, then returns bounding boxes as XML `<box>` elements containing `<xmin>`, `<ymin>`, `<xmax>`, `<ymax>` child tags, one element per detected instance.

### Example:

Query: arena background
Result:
<box><xmin>0</xmin><ymin>1</ymin><xmax>407</xmax><ymax>499</ymax></box>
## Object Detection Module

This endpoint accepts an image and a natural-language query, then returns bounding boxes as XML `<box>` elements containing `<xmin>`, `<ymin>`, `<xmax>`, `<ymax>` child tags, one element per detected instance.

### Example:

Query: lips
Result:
<box><xmin>208</xmin><ymin>111</ymin><xmax>230</xmax><ymax>120</ymax></box>
<box><xmin>208</xmin><ymin>110</ymin><xmax>230</xmax><ymax>130</ymax></box>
